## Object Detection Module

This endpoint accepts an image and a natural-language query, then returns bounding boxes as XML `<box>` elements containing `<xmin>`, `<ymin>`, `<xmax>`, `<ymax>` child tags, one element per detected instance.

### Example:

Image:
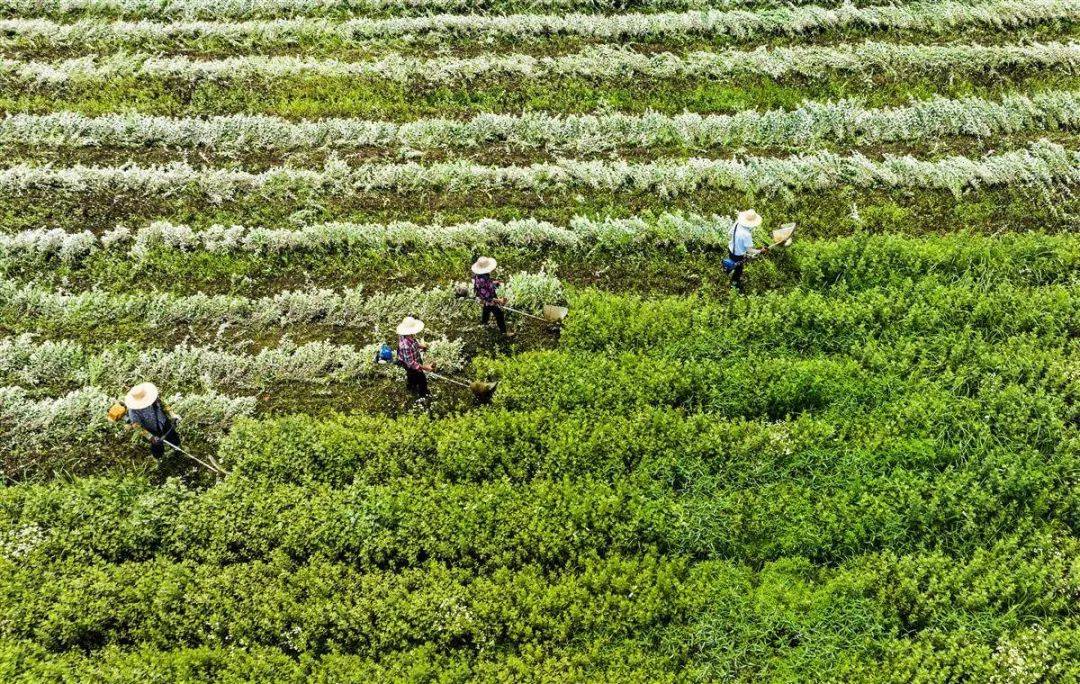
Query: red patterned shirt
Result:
<box><xmin>397</xmin><ymin>335</ymin><xmax>423</xmax><ymax>370</ymax></box>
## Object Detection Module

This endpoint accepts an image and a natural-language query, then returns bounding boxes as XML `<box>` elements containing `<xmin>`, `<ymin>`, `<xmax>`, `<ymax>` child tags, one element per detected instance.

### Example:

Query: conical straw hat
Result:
<box><xmin>471</xmin><ymin>257</ymin><xmax>497</xmax><ymax>275</ymax></box>
<box><xmin>125</xmin><ymin>382</ymin><xmax>159</xmax><ymax>410</ymax></box>
<box><xmin>396</xmin><ymin>316</ymin><xmax>425</xmax><ymax>336</ymax></box>
<box><xmin>737</xmin><ymin>209</ymin><xmax>762</xmax><ymax>228</ymax></box>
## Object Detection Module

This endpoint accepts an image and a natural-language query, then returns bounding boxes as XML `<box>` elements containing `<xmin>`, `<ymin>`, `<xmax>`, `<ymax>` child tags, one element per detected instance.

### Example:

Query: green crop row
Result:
<box><xmin>2</xmin><ymin>64</ymin><xmax>1073</xmax><ymax>123</ymax></box>
<box><xmin>479</xmin><ymin>345</ymin><xmax>1073</xmax><ymax>432</ymax></box>
<box><xmin>784</xmin><ymin>230</ymin><xmax>1080</xmax><ymax>289</ymax></box>
<box><xmin>2</xmin><ymin>223</ymin><xmax>1074</xmax><ymax>290</ymax></box>
<box><xmin>2</xmin><ymin>419</ymin><xmax>1074</xmax><ymax>568</ymax></box>
<box><xmin>7</xmin><ymin>342</ymin><xmax>1072</xmax><ymax>482</ymax></box>
<box><xmin>1</xmin><ymin>222</ymin><xmax>1072</xmax><ymax>305</ymax></box>
<box><xmin>4</xmin><ymin>323</ymin><xmax>1070</xmax><ymax>481</ymax></box>
<box><xmin>4</xmin><ymin>625</ymin><xmax>1080</xmax><ymax>683</ymax></box>
<box><xmin>218</xmin><ymin>391</ymin><xmax>1056</xmax><ymax>492</ymax></box>
<box><xmin>2</xmin><ymin>275</ymin><xmax>1072</xmax><ymax>480</ymax></box>
<box><xmin>1</xmin><ymin>262</ymin><xmax>1072</xmax><ymax>348</ymax></box>
<box><xmin>0</xmin><ymin>526</ymin><xmax>1075</xmax><ymax>678</ymax></box>
<box><xmin>213</xmin><ymin>327</ymin><xmax>1074</xmax><ymax>487</ymax></box>
<box><xmin>558</xmin><ymin>280</ymin><xmax>1079</xmax><ymax>356</ymax></box>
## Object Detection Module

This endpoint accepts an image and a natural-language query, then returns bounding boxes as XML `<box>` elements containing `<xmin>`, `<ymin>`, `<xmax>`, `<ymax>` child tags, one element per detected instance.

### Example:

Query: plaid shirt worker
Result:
<box><xmin>397</xmin><ymin>335</ymin><xmax>423</xmax><ymax>370</ymax></box>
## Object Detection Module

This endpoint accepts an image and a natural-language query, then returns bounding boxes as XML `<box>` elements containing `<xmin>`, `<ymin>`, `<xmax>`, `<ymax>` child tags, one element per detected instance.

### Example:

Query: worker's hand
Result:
<box><xmin>150</xmin><ymin>436</ymin><xmax>162</xmax><ymax>446</ymax></box>
<box><xmin>498</xmin><ymin>297</ymin><xmax>508</xmax><ymax>305</ymax></box>
<box><xmin>422</xmin><ymin>364</ymin><xmax>435</xmax><ymax>372</ymax></box>
<box><xmin>419</xmin><ymin>342</ymin><xmax>429</xmax><ymax>351</ymax></box>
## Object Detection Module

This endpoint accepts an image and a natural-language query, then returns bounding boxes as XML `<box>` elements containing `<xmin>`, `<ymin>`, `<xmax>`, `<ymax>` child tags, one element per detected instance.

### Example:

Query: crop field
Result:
<box><xmin>0</xmin><ymin>0</ymin><xmax>1078</xmax><ymax>678</ymax></box>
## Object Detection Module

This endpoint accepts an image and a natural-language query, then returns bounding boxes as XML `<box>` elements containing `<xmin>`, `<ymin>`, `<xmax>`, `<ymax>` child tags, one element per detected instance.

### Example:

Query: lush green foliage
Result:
<box><xmin>1</xmin><ymin>0</ymin><xmax>1078</xmax><ymax>675</ymax></box>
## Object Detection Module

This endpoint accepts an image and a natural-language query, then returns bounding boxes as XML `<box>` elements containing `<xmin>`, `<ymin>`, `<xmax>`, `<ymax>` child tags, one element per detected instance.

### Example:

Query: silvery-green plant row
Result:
<box><xmin>0</xmin><ymin>385</ymin><xmax>254</xmax><ymax>460</ymax></box>
<box><xmin>0</xmin><ymin>141</ymin><xmax>1076</xmax><ymax>199</ymax></box>
<box><xmin>4</xmin><ymin>41</ymin><xmax>1077</xmax><ymax>86</ymax></box>
<box><xmin>4</xmin><ymin>91</ymin><xmax>1078</xmax><ymax>156</ymax></box>
<box><xmin>0</xmin><ymin>0</ymin><xmax>923</xmax><ymax>20</ymax></box>
<box><xmin>0</xmin><ymin>334</ymin><xmax>466</xmax><ymax>393</ymax></box>
<box><xmin>0</xmin><ymin>215</ymin><xmax>729</xmax><ymax>264</ymax></box>
<box><xmin>0</xmin><ymin>272</ymin><xmax>563</xmax><ymax>329</ymax></box>
<box><xmin>1</xmin><ymin>0</ymin><xmax>1071</xmax><ymax>47</ymax></box>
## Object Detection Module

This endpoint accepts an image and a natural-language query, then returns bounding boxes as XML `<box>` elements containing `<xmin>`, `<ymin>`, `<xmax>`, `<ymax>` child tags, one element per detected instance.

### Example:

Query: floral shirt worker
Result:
<box><xmin>396</xmin><ymin>316</ymin><xmax>433</xmax><ymax>400</ymax></box>
<box><xmin>471</xmin><ymin>256</ymin><xmax>513</xmax><ymax>337</ymax></box>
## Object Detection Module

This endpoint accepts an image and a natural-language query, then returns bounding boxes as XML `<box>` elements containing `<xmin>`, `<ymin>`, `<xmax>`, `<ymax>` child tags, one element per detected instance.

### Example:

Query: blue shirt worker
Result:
<box><xmin>123</xmin><ymin>382</ymin><xmax>181</xmax><ymax>459</ymax></box>
<box><xmin>472</xmin><ymin>256</ymin><xmax>514</xmax><ymax>337</ymax></box>
<box><xmin>727</xmin><ymin>209</ymin><xmax>768</xmax><ymax>293</ymax></box>
<box><xmin>396</xmin><ymin>316</ymin><xmax>433</xmax><ymax>399</ymax></box>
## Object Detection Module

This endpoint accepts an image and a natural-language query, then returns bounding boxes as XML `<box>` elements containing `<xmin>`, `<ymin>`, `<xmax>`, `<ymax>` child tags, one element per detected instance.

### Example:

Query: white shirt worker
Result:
<box><xmin>728</xmin><ymin>222</ymin><xmax>760</xmax><ymax>258</ymax></box>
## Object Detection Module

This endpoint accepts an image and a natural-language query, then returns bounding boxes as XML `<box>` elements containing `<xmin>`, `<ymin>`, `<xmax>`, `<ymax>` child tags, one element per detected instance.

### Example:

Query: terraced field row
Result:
<box><xmin>2</xmin><ymin>0</ymin><xmax>1076</xmax><ymax>54</ymax></box>
<box><xmin>1</xmin><ymin>91</ymin><xmax>1077</xmax><ymax>156</ymax></box>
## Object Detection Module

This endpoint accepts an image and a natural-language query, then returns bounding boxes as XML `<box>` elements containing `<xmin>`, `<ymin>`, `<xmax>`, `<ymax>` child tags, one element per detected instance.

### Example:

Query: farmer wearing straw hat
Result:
<box><xmin>396</xmin><ymin>316</ymin><xmax>434</xmax><ymax>399</ymax></box>
<box><xmin>471</xmin><ymin>256</ymin><xmax>514</xmax><ymax>337</ymax></box>
<box><xmin>120</xmin><ymin>382</ymin><xmax>181</xmax><ymax>459</ymax></box>
<box><xmin>727</xmin><ymin>209</ymin><xmax>768</xmax><ymax>293</ymax></box>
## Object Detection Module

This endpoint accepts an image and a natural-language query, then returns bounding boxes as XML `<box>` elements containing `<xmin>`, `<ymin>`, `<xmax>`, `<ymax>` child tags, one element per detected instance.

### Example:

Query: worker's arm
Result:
<box><xmin>129</xmin><ymin>421</ymin><xmax>160</xmax><ymax>444</ymax></box>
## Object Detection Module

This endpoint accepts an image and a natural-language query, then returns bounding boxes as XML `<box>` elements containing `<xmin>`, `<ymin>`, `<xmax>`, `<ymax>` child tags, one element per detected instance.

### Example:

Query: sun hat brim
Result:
<box><xmin>471</xmin><ymin>257</ymin><xmax>497</xmax><ymax>275</ymax></box>
<box><xmin>125</xmin><ymin>382</ymin><xmax>159</xmax><ymax>410</ymax></box>
<box><xmin>396</xmin><ymin>318</ymin><xmax>425</xmax><ymax>336</ymax></box>
<box><xmin>738</xmin><ymin>210</ymin><xmax>763</xmax><ymax>228</ymax></box>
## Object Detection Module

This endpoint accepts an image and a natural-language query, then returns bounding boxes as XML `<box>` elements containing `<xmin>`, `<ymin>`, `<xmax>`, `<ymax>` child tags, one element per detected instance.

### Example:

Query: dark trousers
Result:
<box><xmin>482</xmin><ymin>303</ymin><xmax>507</xmax><ymax>333</ymax></box>
<box><xmin>728</xmin><ymin>252</ymin><xmax>747</xmax><ymax>292</ymax></box>
<box><xmin>405</xmin><ymin>367</ymin><xmax>429</xmax><ymax>398</ymax></box>
<box><xmin>150</xmin><ymin>426</ymin><xmax>180</xmax><ymax>459</ymax></box>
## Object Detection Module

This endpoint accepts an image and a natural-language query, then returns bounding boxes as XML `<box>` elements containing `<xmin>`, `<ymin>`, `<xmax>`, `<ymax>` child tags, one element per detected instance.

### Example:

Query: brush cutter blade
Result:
<box><xmin>771</xmin><ymin>224</ymin><xmax>796</xmax><ymax>246</ymax></box>
<box><xmin>470</xmin><ymin>380</ymin><xmax>498</xmax><ymax>402</ymax></box>
<box><xmin>542</xmin><ymin>305</ymin><xmax>569</xmax><ymax>323</ymax></box>
<box><xmin>453</xmin><ymin>284</ymin><xmax>471</xmax><ymax>299</ymax></box>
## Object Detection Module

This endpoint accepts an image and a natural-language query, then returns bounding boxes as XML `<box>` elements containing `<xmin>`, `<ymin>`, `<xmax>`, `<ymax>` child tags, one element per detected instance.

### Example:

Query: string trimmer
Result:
<box><xmin>723</xmin><ymin>223</ymin><xmax>797</xmax><ymax>272</ymax></box>
<box><xmin>452</xmin><ymin>286</ymin><xmax>569</xmax><ymax>325</ymax></box>
<box><xmin>107</xmin><ymin>403</ymin><xmax>229</xmax><ymax>476</ymax></box>
<box><xmin>376</xmin><ymin>345</ymin><xmax>497</xmax><ymax>401</ymax></box>
<box><xmin>749</xmin><ymin>223</ymin><xmax>797</xmax><ymax>261</ymax></box>
<box><xmin>428</xmin><ymin>371</ymin><xmax>498</xmax><ymax>402</ymax></box>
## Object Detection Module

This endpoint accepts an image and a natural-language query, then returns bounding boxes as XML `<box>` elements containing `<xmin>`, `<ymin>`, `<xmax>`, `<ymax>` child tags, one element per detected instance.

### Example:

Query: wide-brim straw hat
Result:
<box><xmin>471</xmin><ymin>257</ymin><xmax>497</xmax><ymax>275</ymax></box>
<box><xmin>737</xmin><ymin>209</ymin><xmax>763</xmax><ymax>228</ymax></box>
<box><xmin>396</xmin><ymin>316</ymin><xmax>425</xmax><ymax>336</ymax></box>
<box><xmin>125</xmin><ymin>382</ymin><xmax>159</xmax><ymax>410</ymax></box>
